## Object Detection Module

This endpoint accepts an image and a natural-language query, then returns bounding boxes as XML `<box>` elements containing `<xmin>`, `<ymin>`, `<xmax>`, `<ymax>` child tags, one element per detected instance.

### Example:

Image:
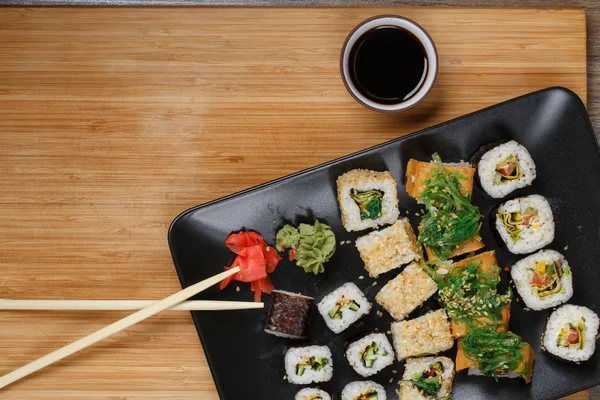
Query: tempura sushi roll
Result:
<box><xmin>355</xmin><ymin>218</ymin><xmax>420</xmax><ymax>278</ymax></box>
<box><xmin>317</xmin><ymin>282</ymin><xmax>371</xmax><ymax>333</ymax></box>
<box><xmin>478</xmin><ymin>140</ymin><xmax>536</xmax><ymax>198</ymax></box>
<box><xmin>341</xmin><ymin>380</ymin><xmax>386</xmax><ymax>400</ymax></box>
<box><xmin>398</xmin><ymin>356</ymin><xmax>455</xmax><ymax>400</ymax></box>
<box><xmin>542</xmin><ymin>305</ymin><xmax>599</xmax><ymax>364</ymax></box>
<box><xmin>511</xmin><ymin>250</ymin><xmax>573</xmax><ymax>311</ymax></box>
<box><xmin>376</xmin><ymin>262</ymin><xmax>437</xmax><ymax>321</ymax></box>
<box><xmin>295</xmin><ymin>387</ymin><xmax>332</xmax><ymax>400</ymax></box>
<box><xmin>337</xmin><ymin>169</ymin><xmax>400</xmax><ymax>232</ymax></box>
<box><xmin>391</xmin><ymin>309</ymin><xmax>454</xmax><ymax>361</ymax></box>
<box><xmin>345</xmin><ymin>332</ymin><xmax>395</xmax><ymax>377</ymax></box>
<box><xmin>495</xmin><ymin>194</ymin><xmax>555</xmax><ymax>254</ymax></box>
<box><xmin>264</xmin><ymin>290</ymin><xmax>314</xmax><ymax>339</ymax></box>
<box><xmin>284</xmin><ymin>345</ymin><xmax>333</xmax><ymax>385</ymax></box>
<box><xmin>456</xmin><ymin>330</ymin><xmax>534</xmax><ymax>383</ymax></box>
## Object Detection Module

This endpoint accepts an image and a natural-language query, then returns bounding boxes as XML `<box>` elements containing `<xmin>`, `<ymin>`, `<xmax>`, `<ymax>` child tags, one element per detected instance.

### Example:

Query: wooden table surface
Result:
<box><xmin>0</xmin><ymin>5</ymin><xmax>594</xmax><ymax>400</ymax></box>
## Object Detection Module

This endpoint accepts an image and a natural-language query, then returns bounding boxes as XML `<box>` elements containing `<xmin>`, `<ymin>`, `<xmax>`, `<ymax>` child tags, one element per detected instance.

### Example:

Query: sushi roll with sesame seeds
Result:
<box><xmin>284</xmin><ymin>345</ymin><xmax>333</xmax><ymax>385</ymax></box>
<box><xmin>391</xmin><ymin>309</ymin><xmax>454</xmax><ymax>361</ymax></box>
<box><xmin>398</xmin><ymin>356</ymin><xmax>455</xmax><ymax>400</ymax></box>
<box><xmin>317</xmin><ymin>282</ymin><xmax>371</xmax><ymax>334</ymax></box>
<box><xmin>341</xmin><ymin>380</ymin><xmax>386</xmax><ymax>400</ymax></box>
<box><xmin>542</xmin><ymin>305</ymin><xmax>599</xmax><ymax>364</ymax></box>
<box><xmin>477</xmin><ymin>140</ymin><xmax>536</xmax><ymax>198</ymax></box>
<box><xmin>294</xmin><ymin>387</ymin><xmax>331</xmax><ymax>400</ymax></box>
<box><xmin>375</xmin><ymin>262</ymin><xmax>437</xmax><ymax>321</ymax></box>
<box><xmin>336</xmin><ymin>169</ymin><xmax>400</xmax><ymax>232</ymax></box>
<box><xmin>355</xmin><ymin>218</ymin><xmax>420</xmax><ymax>278</ymax></box>
<box><xmin>510</xmin><ymin>250</ymin><xmax>573</xmax><ymax>311</ymax></box>
<box><xmin>345</xmin><ymin>332</ymin><xmax>395</xmax><ymax>377</ymax></box>
<box><xmin>495</xmin><ymin>194</ymin><xmax>555</xmax><ymax>254</ymax></box>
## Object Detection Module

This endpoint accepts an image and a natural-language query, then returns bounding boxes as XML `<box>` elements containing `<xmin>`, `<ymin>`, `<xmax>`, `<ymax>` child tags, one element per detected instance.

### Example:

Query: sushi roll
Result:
<box><xmin>284</xmin><ymin>345</ymin><xmax>333</xmax><ymax>385</ymax></box>
<box><xmin>405</xmin><ymin>159</ymin><xmax>475</xmax><ymax>199</ymax></box>
<box><xmin>355</xmin><ymin>218</ymin><xmax>420</xmax><ymax>278</ymax></box>
<box><xmin>317</xmin><ymin>282</ymin><xmax>372</xmax><ymax>333</ymax></box>
<box><xmin>336</xmin><ymin>169</ymin><xmax>400</xmax><ymax>232</ymax></box>
<box><xmin>542</xmin><ymin>304</ymin><xmax>599</xmax><ymax>363</ymax></box>
<box><xmin>398</xmin><ymin>356</ymin><xmax>455</xmax><ymax>400</ymax></box>
<box><xmin>391</xmin><ymin>309</ymin><xmax>454</xmax><ymax>361</ymax></box>
<box><xmin>341</xmin><ymin>380</ymin><xmax>386</xmax><ymax>400</ymax></box>
<box><xmin>477</xmin><ymin>140</ymin><xmax>536</xmax><ymax>198</ymax></box>
<box><xmin>495</xmin><ymin>194</ymin><xmax>555</xmax><ymax>254</ymax></box>
<box><xmin>510</xmin><ymin>250</ymin><xmax>573</xmax><ymax>311</ymax></box>
<box><xmin>345</xmin><ymin>332</ymin><xmax>395</xmax><ymax>377</ymax></box>
<box><xmin>294</xmin><ymin>387</ymin><xmax>332</xmax><ymax>400</ymax></box>
<box><xmin>375</xmin><ymin>262</ymin><xmax>437</xmax><ymax>321</ymax></box>
<box><xmin>264</xmin><ymin>290</ymin><xmax>314</xmax><ymax>339</ymax></box>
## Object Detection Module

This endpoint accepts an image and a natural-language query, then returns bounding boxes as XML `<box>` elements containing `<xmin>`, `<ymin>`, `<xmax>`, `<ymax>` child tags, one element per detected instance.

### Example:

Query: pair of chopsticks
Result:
<box><xmin>0</xmin><ymin>267</ymin><xmax>252</xmax><ymax>389</ymax></box>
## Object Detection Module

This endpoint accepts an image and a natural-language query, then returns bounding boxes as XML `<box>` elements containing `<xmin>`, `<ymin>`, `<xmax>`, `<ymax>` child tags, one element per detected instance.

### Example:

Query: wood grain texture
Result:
<box><xmin>0</xmin><ymin>7</ymin><xmax>589</xmax><ymax>400</ymax></box>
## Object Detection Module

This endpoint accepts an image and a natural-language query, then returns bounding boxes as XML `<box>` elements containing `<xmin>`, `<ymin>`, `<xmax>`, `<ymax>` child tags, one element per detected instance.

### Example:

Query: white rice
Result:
<box><xmin>284</xmin><ymin>345</ymin><xmax>333</xmax><ymax>385</ymax></box>
<box><xmin>317</xmin><ymin>282</ymin><xmax>372</xmax><ymax>333</ymax></box>
<box><xmin>510</xmin><ymin>250</ymin><xmax>573</xmax><ymax>310</ymax></box>
<box><xmin>399</xmin><ymin>356</ymin><xmax>454</xmax><ymax>400</ymax></box>
<box><xmin>336</xmin><ymin>169</ymin><xmax>400</xmax><ymax>232</ymax></box>
<box><xmin>495</xmin><ymin>194</ymin><xmax>555</xmax><ymax>254</ymax></box>
<box><xmin>478</xmin><ymin>140</ymin><xmax>536</xmax><ymax>198</ymax></box>
<box><xmin>542</xmin><ymin>304</ymin><xmax>599</xmax><ymax>363</ymax></box>
<box><xmin>355</xmin><ymin>218</ymin><xmax>420</xmax><ymax>278</ymax></box>
<box><xmin>295</xmin><ymin>387</ymin><xmax>332</xmax><ymax>400</ymax></box>
<box><xmin>341</xmin><ymin>380</ymin><xmax>387</xmax><ymax>400</ymax></box>
<box><xmin>345</xmin><ymin>332</ymin><xmax>395</xmax><ymax>377</ymax></box>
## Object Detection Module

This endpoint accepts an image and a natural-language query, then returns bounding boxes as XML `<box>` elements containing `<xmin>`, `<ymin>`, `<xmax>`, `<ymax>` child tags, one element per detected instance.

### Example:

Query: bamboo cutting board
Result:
<box><xmin>0</xmin><ymin>7</ymin><xmax>587</xmax><ymax>400</ymax></box>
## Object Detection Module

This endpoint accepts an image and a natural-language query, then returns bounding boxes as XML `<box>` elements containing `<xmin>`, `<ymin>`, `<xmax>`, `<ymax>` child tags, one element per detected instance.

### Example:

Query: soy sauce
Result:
<box><xmin>349</xmin><ymin>26</ymin><xmax>428</xmax><ymax>105</ymax></box>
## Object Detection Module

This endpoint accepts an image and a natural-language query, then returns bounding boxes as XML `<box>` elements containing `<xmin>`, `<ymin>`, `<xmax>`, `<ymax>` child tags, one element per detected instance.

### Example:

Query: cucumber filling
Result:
<box><xmin>328</xmin><ymin>298</ymin><xmax>360</xmax><ymax>319</ymax></box>
<box><xmin>295</xmin><ymin>356</ymin><xmax>328</xmax><ymax>376</ymax></box>
<box><xmin>360</xmin><ymin>341</ymin><xmax>388</xmax><ymax>368</ymax></box>
<box><xmin>350</xmin><ymin>189</ymin><xmax>383</xmax><ymax>220</ymax></box>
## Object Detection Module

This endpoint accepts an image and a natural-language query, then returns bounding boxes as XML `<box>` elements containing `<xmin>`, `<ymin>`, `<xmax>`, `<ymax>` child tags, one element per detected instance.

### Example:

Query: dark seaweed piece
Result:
<box><xmin>264</xmin><ymin>290</ymin><xmax>314</xmax><ymax>339</ymax></box>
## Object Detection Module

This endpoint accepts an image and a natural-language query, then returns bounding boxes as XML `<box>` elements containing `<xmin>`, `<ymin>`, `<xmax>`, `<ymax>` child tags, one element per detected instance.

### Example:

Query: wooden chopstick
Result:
<box><xmin>0</xmin><ymin>299</ymin><xmax>263</xmax><ymax>311</ymax></box>
<box><xmin>0</xmin><ymin>266</ymin><xmax>240</xmax><ymax>390</ymax></box>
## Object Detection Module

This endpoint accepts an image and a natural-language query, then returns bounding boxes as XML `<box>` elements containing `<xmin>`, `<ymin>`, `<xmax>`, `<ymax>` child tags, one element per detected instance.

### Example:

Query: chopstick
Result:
<box><xmin>0</xmin><ymin>299</ymin><xmax>263</xmax><ymax>311</ymax></box>
<box><xmin>0</xmin><ymin>266</ymin><xmax>240</xmax><ymax>390</ymax></box>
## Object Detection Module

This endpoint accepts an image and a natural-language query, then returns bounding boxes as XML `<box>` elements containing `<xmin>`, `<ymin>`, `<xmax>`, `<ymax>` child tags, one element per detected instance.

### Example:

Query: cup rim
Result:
<box><xmin>339</xmin><ymin>14</ymin><xmax>438</xmax><ymax>113</ymax></box>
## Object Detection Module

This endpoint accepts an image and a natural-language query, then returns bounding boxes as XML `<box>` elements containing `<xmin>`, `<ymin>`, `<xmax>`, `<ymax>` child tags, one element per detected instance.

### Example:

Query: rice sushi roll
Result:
<box><xmin>317</xmin><ymin>282</ymin><xmax>371</xmax><ymax>333</ymax></box>
<box><xmin>355</xmin><ymin>218</ymin><xmax>420</xmax><ymax>278</ymax></box>
<box><xmin>456</xmin><ymin>329</ymin><xmax>534</xmax><ymax>383</ymax></box>
<box><xmin>477</xmin><ymin>140</ymin><xmax>536</xmax><ymax>198</ymax></box>
<box><xmin>542</xmin><ymin>304</ymin><xmax>599</xmax><ymax>364</ymax></box>
<box><xmin>391</xmin><ymin>309</ymin><xmax>454</xmax><ymax>361</ymax></box>
<box><xmin>345</xmin><ymin>332</ymin><xmax>395</xmax><ymax>377</ymax></box>
<box><xmin>264</xmin><ymin>290</ymin><xmax>314</xmax><ymax>339</ymax></box>
<box><xmin>295</xmin><ymin>387</ymin><xmax>331</xmax><ymax>400</ymax></box>
<box><xmin>336</xmin><ymin>169</ymin><xmax>400</xmax><ymax>232</ymax></box>
<box><xmin>341</xmin><ymin>380</ymin><xmax>386</xmax><ymax>400</ymax></box>
<box><xmin>495</xmin><ymin>194</ymin><xmax>555</xmax><ymax>254</ymax></box>
<box><xmin>510</xmin><ymin>250</ymin><xmax>573</xmax><ymax>311</ymax></box>
<box><xmin>375</xmin><ymin>262</ymin><xmax>437</xmax><ymax>321</ymax></box>
<box><xmin>398</xmin><ymin>356</ymin><xmax>455</xmax><ymax>400</ymax></box>
<box><xmin>284</xmin><ymin>345</ymin><xmax>333</xmax><ymax>385</ymax></box>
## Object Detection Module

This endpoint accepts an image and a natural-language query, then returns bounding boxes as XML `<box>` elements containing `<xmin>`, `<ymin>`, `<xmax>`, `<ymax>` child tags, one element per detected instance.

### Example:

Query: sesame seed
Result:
<box><xmin>372</xmin><ymin>281</ymin><xmax>377</xmax><ymax>286</ymax></box>
<box><xmin>392</xmin><ymin>369</ymin><xmax>397</xmax><ymax>374</ymax></box>
<box><xmin>339</xmin><ymin>240</ymin><xmax>345</xmax><ymax>245</ymax></box>
<box><xmin>564</xmin><ymin>245</ymin><xmax>569</xmax><ymax>250</ymax></box>
<box><xmin>283</xmin><ymin>375</ymin><xmax>287</xmax><ymax>380</ymax></box>
<box><xmin>236</xmin><ymin>286</ymin><xmax>240</xmax><ymax>292</ymax></box>
<box><xmin>389</xmin><ymin>378</ymin><xmax>394</xmax><ymax>383</ymax></box>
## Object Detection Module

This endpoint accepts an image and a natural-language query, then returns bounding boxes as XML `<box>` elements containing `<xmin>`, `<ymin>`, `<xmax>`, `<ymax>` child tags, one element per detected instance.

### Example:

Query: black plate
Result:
<box><xmin>168</xmin><ymin>87</ymin><xmax>600</xmax><ymax>400</ymax></box>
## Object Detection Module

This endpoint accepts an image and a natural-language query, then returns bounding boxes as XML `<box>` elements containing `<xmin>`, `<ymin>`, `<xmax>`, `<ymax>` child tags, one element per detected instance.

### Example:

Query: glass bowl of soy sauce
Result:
<box><xmin>340</xmin><ymin>15</ymin><xmax>438</xmax><ymax>112</ymax></box>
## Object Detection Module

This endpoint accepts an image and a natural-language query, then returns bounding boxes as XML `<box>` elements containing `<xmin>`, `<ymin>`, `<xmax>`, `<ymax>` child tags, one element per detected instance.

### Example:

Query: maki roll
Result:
<box><xmin>295</xmin><ymin>388</ymin><xmax>331</xmax><ymax>400</ymax></box>
<box><xmin>398</xmin><ymin>356</ymin><xmax>455</xmax><ymax>400</ymax></box>
<box><xmin>317</xmin><ymin>282</ymin><xmax>372</xmax><ymax>333</ymax></box>
<box><xmin>375</xmin><ymin>262</ymin><xmax>437</xmax><ymax>321</ymax></box>
<box><xmin>284</xmin><ymin>345</ymin><xmax>333</xmax><ymax>385</ymax></box>
<box><xmin>495</xmin><ymin>194</ymin><xmax>555</xmax><ymax>254</ymax></box>
<box><xmin>542</xmin><ymin>304</ymin><xmax>599</xmax><ymax>363</ymax></box>
<box><xmin>355</xmin><ymin>218</ymin><xmax>420</xmax><ymax>278</ymax></box>
<box><xmin>341</xmin><ymin>380</ymin><xmax>386</xmax><ymax>400</ymax></box>
<box><xmin>264</xmin><ymin>290</ymin><xmax>314</xmax><ymax>339</ymax></box>
<box><xmin>345</xmin><ymin>332</ymin><xmax>395</xmax><ymax>377</ymax></box>
<box><xmin>391</xmin><ymin>309</ymin><xmax>454</xmax><ymax>361</ymax></box>
<box><xmin>336</xmin><ymin>169</ymin><xmax>400</xmax><ymax>232</ymax></box>
<box><xmin>405</xmin><ymin>159</ymin><xmax>475</xmax><ymax>199</ymax></box>
<box><xmin>477</xmin><ymin>140</ymin><xmax>536</xmax><ymax>198</ymax></box>
<box><xmin>510</xmin><ymin>250</ymin><xmax>573</xmax><ymax>311</ymax></box>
